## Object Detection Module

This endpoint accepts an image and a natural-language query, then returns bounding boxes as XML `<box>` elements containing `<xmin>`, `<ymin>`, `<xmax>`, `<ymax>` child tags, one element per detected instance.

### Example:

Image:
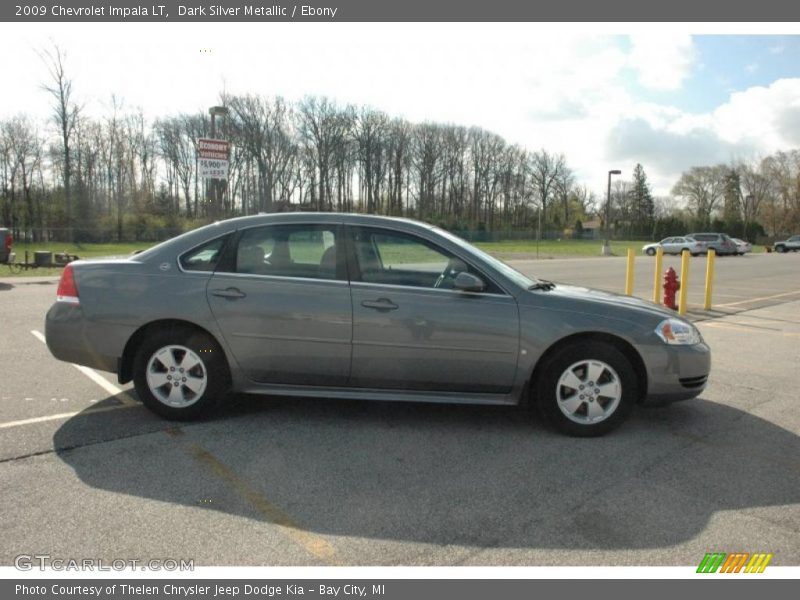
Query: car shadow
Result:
<box><xmin>0</xmin><ymin>281</ymin><xmax>13</xmax><ymax>291</ymax></box>
<box><xmin>53</xmin><ymin>394</ymin><xmax>799</xmax><ymax>555</ymax></box>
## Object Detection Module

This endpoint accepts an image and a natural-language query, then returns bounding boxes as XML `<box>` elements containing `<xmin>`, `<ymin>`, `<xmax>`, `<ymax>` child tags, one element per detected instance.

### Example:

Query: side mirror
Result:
<box><xmin>453</xmin><ymin>272</ymin><xmax>486</xmax><ymax>293</ymax></box>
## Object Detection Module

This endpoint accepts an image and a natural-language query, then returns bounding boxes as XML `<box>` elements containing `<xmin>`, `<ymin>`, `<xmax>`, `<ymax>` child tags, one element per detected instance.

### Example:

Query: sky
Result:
<box><xmin>2</xmin><ymin>23</ymin><xmax>800</xmax><ymax>196</ymax></box>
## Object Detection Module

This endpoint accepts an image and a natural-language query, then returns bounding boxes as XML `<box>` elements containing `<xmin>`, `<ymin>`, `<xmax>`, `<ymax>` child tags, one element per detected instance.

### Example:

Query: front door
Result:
<box><xmin>347</xmin><ymin>226</ymin><xmax>519</xmax><ymax>394</ymax></box>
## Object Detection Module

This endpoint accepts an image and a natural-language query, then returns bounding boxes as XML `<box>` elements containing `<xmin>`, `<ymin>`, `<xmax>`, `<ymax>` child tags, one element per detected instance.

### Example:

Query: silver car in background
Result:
<box><xmin>686</xmin><ymin>232</ymin><xmax>738</xmax><ymax>256</ymax></box>
<box><xmin>642</xmin><ymin>236</ymin><xmax>703</xmax><ymax>256</ymax></box>
<box><xmin>732</xmin><ymin>238</ymin><xmax>752</xmax><ymax>255</ymax></box>
<box><xmin>45</xmin><ymin>213</ymin><xmax>711</xmax><ymax>437</ymax></box>
<box><xmin>773</xmin><ymin>235</ymin><xmax>800</xmax><ymax>253</ymax></box>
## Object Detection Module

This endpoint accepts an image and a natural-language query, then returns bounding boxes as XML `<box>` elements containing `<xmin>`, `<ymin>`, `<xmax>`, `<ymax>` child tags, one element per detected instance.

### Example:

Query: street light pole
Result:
<box><xmin>602</xmin><ymin>169</ymin><xmax>622</xmax><ymax>256</ymax></box>
<box><xmin>207</xmin><ymin>105</ymin><xmax>229</xmax><ymax>219</ymax></box>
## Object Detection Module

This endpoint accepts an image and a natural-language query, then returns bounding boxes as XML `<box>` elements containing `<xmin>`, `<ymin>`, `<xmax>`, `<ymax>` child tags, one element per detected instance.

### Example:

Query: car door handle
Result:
<box><xmin>361</xmin><ymin>298</ymin><xmax>398</xmax><ymax>311</ymax></box>
<box><xmin>212</xmin><ymin>287</ymin><xmax>247</xmax><ymax>300</ymax></box>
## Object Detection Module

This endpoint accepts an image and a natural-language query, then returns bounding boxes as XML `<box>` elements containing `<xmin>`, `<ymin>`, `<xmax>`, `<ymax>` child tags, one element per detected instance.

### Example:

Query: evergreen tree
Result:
<box><xmin>630</xmin><ymin>163</ymin><xmax>654</xmax><ymax>236</ymax></box>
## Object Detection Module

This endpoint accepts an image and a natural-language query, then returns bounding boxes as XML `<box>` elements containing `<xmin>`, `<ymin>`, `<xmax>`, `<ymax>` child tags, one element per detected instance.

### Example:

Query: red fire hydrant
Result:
<box><xmin>663</xmin><ymin>267</ymin><xmax>680</xmax><ymax>310</ymax></box>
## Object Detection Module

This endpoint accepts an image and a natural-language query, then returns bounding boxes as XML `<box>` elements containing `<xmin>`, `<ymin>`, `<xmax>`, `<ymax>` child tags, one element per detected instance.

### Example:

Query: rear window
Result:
<box><xmin>691</xmin><ymin>234</ymin><xmax>718</xmax><ymax>242</ymax></box>
<box><xmin>179</xmin><ymin>236</ymin><xmax>229</xmax><ymax>272</ymax></box>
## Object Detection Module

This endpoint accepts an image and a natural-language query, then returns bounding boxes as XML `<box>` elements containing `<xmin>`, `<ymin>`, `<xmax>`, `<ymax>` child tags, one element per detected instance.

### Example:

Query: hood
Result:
<box><xmin>539</xmin><ymin>283</ymin><xmax>680</xmax><ymax>321</ymax></box>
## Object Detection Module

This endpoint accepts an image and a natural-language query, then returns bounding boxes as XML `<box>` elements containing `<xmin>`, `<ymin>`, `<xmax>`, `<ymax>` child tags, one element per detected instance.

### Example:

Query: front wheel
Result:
<box><xmin>775</xmin><ymin>245</ymin><xmax>787</xmax><ymax>253</ymax></box>
<box><xmin>645</xmin><ymin>248</ymin><xmax>656</xmax><ymax>256</ymax></box>
<box><xmin>535</xmin><ymin>341</ymin><xmax>638</xmax><ymax>437</ymax></box>
<box><xmin>133</xmin><ymin>328</ymin><xmax>229</xmax><ymax>420</ymax></box>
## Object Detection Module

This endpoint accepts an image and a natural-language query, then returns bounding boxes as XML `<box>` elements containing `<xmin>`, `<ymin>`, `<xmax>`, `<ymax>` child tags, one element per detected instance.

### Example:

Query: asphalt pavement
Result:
<box><xmin>0</xmin><ymin>252</ymin><xmax>798</xmax><ymax>566</ymax></box>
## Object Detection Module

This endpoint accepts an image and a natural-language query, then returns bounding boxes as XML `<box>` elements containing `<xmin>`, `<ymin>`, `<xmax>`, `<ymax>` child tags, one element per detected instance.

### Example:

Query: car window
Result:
<box><xmin>229</xmin><ymin>225</ymin><xmax>341</xmax><ymax>280</ymax></box>
<box><xmin>179</xmin><ymin>236</ymin><xmax>228</xmax><ymax>272</ymax></box>
<box><xmin>352</xmin><ymin>227</ymin><xmax>496</xmax><ymax>292</ymax></box>
<box><xmin>692</xmin><ymin>234</ymin><xmax>716</xmax><ymax>242</ymax></box>
<box><xmin>661</xmin><ymin>238</ymin><xmax>673</xmax><ymax>244</ymax></box>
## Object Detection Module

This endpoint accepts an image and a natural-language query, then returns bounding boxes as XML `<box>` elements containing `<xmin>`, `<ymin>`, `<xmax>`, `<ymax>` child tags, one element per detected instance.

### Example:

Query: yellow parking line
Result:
<box><xmin>700</xmin><ymin>322</ymin><xmax>800</xmax><ymax>337</ymax></box>
<box><xmin>185</xmin><ymin>442</ymin><xmax>342</xmax><ymax>565</ymax></box>
<box><xmin>714</xmin><ymin>290</ymin><xmax>800</xmax><ymax>308</ymax></box>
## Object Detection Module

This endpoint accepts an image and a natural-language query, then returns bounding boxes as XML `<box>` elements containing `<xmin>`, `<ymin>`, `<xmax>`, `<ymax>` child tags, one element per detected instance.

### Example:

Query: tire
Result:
<box><xmin>691</xmin><ymin>253</ymin><xmax>700</xmax><ymax>257</ymax></box>
<box><xmin>645</xmin><ymin>248</ymin><xmax>656</xmax><ymax>256</ymax></box>
<box><xmin>775</xmin><ymin>245</ymin><xmax>786</xmax><ymax>253</ymax></box>
<box><xmin>132</xmin><ymin>327</ymin><xmax>229</xmax><ymax>420</ymax></box>
<box><xmin>535</xmin><ymin>341</ymin><xmax>638</xmax><ymax>437</ymax></box>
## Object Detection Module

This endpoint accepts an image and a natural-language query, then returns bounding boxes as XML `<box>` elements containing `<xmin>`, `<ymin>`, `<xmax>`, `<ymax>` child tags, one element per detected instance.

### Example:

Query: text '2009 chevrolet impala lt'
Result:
<box><xmin>45</xmin><ymin>213</ymin><xmax>710</xmax><ymax>436</ymax></box>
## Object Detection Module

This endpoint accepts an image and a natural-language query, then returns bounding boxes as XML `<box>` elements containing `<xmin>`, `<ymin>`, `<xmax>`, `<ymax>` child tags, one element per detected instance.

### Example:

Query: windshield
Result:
<box><xmin>432</xmin><ymin>227</ymin><xmax>536</xmax><ymax>290</ymax></box>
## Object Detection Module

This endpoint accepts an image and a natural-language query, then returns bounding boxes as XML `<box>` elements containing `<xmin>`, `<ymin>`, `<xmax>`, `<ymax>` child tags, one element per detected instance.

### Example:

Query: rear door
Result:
<box><xmin>662</xmin><ymin>237</ymin><xmax>679</xmax><ymax>253</ymax></box>
<box><xmin>206</xmin><ymin>223</ymin><xmax>352</xmax><ymax>386</ymax></box>
<box><xmin>346</xmin><ymin>226</ymin><xmax>519</xmax><ymax>394</ymax></box>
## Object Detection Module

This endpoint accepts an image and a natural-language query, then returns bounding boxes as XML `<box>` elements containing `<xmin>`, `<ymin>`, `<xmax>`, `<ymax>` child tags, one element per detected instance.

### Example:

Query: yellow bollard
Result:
<box><xmin>678</xmin><ymin>249</ymin><xmax>690</xmax><ymax>315</ymax></box>
<box><xmin>704</xmin><ymin>249</ymin><xmax>716</xmax><ymax>310</ymax></box>
<box><xmin>652</xmin><ymin>247</ymin><xmax>663</xmax><ymax>304</ymax></box>
<box><xmin>625</xmin><ymin>248</ymin><xmax>635</xmax><ymax>295</ymax></box>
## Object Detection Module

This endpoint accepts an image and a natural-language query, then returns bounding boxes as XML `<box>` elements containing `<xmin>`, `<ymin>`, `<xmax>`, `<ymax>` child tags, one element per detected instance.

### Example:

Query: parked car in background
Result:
<box><xmin>0</xmin><ymin>228</ymin><xmax>12</xmax><ymax>264</ymax></box>
<box><xmin>642</xmin><ymin>236</ymin><xmax>703</xmax><ymax>256</ymax></box>
<box><xmin>686</xmin><ymin>232</ymin><xmax>738</xmax><ymax>256</ymax></box>
<box><xmin>731</xmin><ymin>238</ymin><xmax>752</xmax><ymax>255</ymax></box>
<box><xmin>773</xmin><ymin>235</ymin><xmax>800</xmax><ymax>253</ymax></box>
<box><xmin>44</xmin><ymin>213</ymin><xmax>711</xmax><ymax>437</ymax></box>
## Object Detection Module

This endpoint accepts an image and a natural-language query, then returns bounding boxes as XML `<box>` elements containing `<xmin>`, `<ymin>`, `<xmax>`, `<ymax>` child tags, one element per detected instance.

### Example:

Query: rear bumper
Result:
<box><xmin>642</xmin><ymin>342</ymin><xmax>711</xmax><ymax>405</ymax></box>
<box><xmin>45</xmin><ymin>302</ymin><xmax>127</xmax><ymax>374</ymax></box>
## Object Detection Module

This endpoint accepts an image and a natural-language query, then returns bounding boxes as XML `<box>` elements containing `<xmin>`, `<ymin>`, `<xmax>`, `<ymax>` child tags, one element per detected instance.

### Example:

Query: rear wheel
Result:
<box><xmin>536</xmin><ymin>341</ymin><xmax>638</xmax><ymax>437</ymax></box>
<box><xmin>133</xmin><ymin>327</ymin><xmax>229</xmax><ymax>420</ymax></box>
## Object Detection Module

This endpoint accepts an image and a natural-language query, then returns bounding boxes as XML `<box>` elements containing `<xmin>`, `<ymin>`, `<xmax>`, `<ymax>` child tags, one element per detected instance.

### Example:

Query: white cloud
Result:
<box><xmin>628</xmin><ymin>34</ymin><xmax>696</xmax><ymax>91</ymax></box>
<box><xmin>606</xmin><ymin>78</ymin><xmax>800</xmax><ymax>193</ymax></box>
<box><xmin>1</xmin><ymin>24</ymin><xmax>799</xmax><ymax>199</ymax></box>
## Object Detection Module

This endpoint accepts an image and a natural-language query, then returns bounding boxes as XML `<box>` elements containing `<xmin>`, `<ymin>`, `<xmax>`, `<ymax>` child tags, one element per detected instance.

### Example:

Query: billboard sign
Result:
<box><xmin>198</xmin><ymin>138</ymin><xmax>230</xmax><ymax>179</ymax></box>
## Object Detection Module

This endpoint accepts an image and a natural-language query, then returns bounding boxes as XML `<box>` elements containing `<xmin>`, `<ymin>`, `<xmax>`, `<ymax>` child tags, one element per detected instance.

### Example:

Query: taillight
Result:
<box><xmin>56</xmin><ymin>264</ymin><xmax>80</xmax><ymax>304</ymax></box>
<box><xmin>3</xmin><ymin>234</ymin><xmax>10</xmax><ymax>252</ymax></box>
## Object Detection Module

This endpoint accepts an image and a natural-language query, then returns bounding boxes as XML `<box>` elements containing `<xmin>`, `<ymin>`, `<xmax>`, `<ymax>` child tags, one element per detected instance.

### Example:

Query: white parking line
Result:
<box><xmin>30</xmin><ymin>330</ymin><xmax>137</xmax><ymax>406</ymax></box>
<box><xmin>0</xmin><ymin>404</ymin><xmax>137</xmax><ymax>430</ymax></box>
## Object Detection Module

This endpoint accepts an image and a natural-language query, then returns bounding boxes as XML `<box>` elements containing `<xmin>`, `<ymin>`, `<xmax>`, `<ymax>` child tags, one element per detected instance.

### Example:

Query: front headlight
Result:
<box><xmin>655</xmin><ymin>318</ymin><xmax>702</xmax><ymax>345</ymax></box>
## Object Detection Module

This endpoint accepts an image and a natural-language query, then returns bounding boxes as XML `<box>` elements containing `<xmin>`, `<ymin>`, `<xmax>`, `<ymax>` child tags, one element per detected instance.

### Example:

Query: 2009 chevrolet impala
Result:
<box><xmin>45</xmin><ymin>213</ymin><xmax>710</xmax><ymax>436</ymax></box>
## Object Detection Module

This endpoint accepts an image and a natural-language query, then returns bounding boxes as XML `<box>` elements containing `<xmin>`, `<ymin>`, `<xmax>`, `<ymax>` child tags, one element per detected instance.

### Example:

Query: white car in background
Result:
<box><xmin>732</xmin><ymin>238</ymin><xmax>752</xmax><ymax>255</ymax></box>
<box><xmin>642</xmin><ymin>236</ymin><xmax>703</xmax><ymax>256</ymax></box>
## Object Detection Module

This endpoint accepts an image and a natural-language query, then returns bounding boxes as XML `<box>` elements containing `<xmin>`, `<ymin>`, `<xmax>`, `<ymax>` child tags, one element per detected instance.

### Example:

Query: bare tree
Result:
<box><xmin>671</xmin><ymin>165</ymin><xmax>728</xmax><ymax>227</ymax></box>
<box><xmin>529</xmin><ymin>149</ymin><xmax>567</xmax><ymax>227</ymax></box>
<box><xmin>40</xmin><ymin>44</ymin><xmax>80</xmax><ymax>242</ymax></box>
<box><xmin>6</xmin><ymin>116</ymin><xmax>44</xmax><ymax>239</ymax></box>
<box><xmin>296</xmin><ymin>97</ymin><xmax>353</xmax><ymax>210</ymax></box>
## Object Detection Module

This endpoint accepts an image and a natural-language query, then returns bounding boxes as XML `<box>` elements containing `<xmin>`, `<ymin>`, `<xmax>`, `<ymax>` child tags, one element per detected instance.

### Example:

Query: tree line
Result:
<box><xmin>1</xmin><ymin>47</ymin><xmax>799</xmax><ymax>244</ymax></box>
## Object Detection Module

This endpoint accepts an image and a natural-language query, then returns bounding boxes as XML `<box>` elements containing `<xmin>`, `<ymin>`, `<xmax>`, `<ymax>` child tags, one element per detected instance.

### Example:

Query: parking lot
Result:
<box><xmin>1</xmin><ymin>252</ymin><xmax>799</xmax><ymax>566</ymax></box>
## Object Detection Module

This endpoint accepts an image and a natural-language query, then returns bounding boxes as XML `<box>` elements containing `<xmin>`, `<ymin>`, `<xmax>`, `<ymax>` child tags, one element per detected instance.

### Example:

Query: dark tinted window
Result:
<box><xmin>691</xmin><ymin>234</ymin><xmax>718</xmax><ymax>242</ymax></box>
<box><xmin>179</xmin><ymin>236</ymin><xmax>228</xmax><ymax>272</ymax></box>
<box><xmin>230</xmin><ymin>225</ymin><xmax>341</xmax><ymax>281</ymax></box>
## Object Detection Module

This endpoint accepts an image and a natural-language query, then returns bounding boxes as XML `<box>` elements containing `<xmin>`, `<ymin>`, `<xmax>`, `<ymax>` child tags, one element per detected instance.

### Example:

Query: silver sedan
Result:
<box><xmin>45</xmin><ymin>213</ymin><xmax>711</xmax><ymax>437</ymax></box>
<box><xmin>642</xmin><ymin>237</ymin><xmax>703</xmax><ymax>256</ymax></box>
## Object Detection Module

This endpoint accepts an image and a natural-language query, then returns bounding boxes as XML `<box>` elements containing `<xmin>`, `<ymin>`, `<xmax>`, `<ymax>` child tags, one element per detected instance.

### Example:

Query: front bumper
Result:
<box><xmin>642</xmin><ymin>341</ymin><xmax>711</xmax><ymax>405</ymax></box>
